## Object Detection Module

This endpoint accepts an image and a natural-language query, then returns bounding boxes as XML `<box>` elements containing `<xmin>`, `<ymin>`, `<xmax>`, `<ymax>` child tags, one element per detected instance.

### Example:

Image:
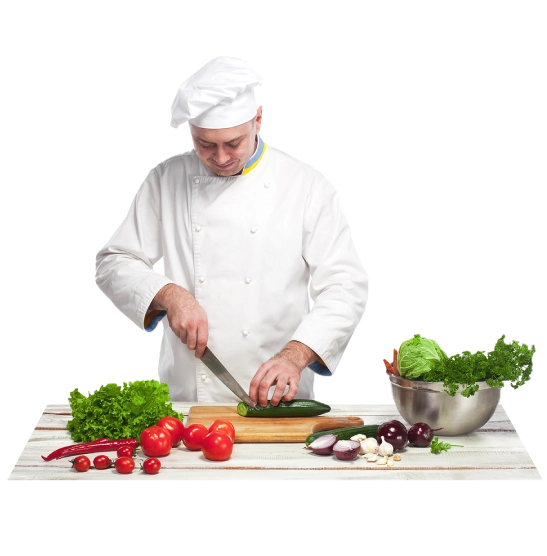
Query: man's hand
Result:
<box><xmin>148</xmin><ymin>284</ymin><xmax>208</xmax><ymax>357</ymax></box>
<box><xmin>249</xmin><ymin>341</ymin><xmax>318</xmax><ymax>407</ymax></box>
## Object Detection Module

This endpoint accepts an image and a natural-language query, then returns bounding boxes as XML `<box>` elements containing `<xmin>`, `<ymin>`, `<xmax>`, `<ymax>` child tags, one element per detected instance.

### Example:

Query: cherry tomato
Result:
<box><xmin>140</xmin><ymin>426</ymin><xmax>172</xmax><ymax>457</ymax></box>
<box><xmin>142</xmin><ymin>457</ymin><xmax>162</xmax><ymax>475</ymax></box>
<box><xmin>181</xmin><ymin>423</ymin><xmax>208</xmax><ymax>451</ymax></box>
<box><xmin>157</xmin><ymin>416</ymin><xmax>185</xmax><ymax>447</ymax></box>
<box><xmin>115</xmin><ymin>456</ymin><xmax>135</xmax><ymax>474</ymax></box>
<box><xmin>116</xmin><ymin>445</ymin><xmax>135</xmax><ymax>458</ymax></box>
<box><xmin>201</xmin><ymin>431</ymin><xmax>234</xmax><ymax>461</ymax></box>
<box><xmin>93</xmin><ymin>454</ymin><xmax>113</xmax><ymax>470</ymax></box>
<box><xmin>208</xmin><ymin>419</ymin><xmax>236</xmax><ymax>443</ymax></box>
<box><xmin>70</xmin><ymin>455</ymin><xmax>91</xmax><ymax>472</ymax></box>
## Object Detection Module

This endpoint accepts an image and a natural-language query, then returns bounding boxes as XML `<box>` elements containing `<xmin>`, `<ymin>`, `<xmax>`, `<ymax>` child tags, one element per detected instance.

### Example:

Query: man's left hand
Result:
<box><xmin>249</xmin><ymin>341</ymin><xmax>318</xmax><ymax>407</ymax></box>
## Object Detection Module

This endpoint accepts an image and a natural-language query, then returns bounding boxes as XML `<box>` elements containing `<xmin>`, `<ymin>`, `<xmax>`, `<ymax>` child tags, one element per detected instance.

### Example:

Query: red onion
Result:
<box><xmin>408</xmin><ymin>422</ymin><xmax>443</xmax><ymax>447</ymax></box>
<box><xmin>307</xmin><ymin>434</ymin><xmax>339</xmax><ymax>455</ymax></box>
<box><xmin>332</xmin><ymin>439</ymin><xmax>361</xmax><ymax>461</ymax></box>
<box><xmin>376</xmin><ymin>420</ymin><xmax>408</xmax><ymax>452</ymax></box>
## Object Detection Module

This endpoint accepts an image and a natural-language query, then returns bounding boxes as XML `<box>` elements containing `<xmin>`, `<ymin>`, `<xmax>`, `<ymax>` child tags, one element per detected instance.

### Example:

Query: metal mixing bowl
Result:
<box><xmin>388</xmin><ymin>372</ymin><xmax>500</xmax><ymax>436</ymax></box>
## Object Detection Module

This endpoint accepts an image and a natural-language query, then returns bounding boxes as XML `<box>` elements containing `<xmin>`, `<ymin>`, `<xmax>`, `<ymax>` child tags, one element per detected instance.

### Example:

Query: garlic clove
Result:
<box><xmin>350</xmin><ymin>434</ymin><xmax>367</xmax><ymax>442</ymax></box>
<box><xmin>376</xmin><ymin>458</ymin><xmax>387</xmax><ymax>465</ymax></box>
<box><xmin>393</xmin><ymin>454</ymin><xmax>402</xmax><ymax>461</ymax></box>
<box><xmin>387</xmin><ymin>459</ymin><xmax>395</xmax><ymax>467</ymax></box>
<box><xmin>366</xmin><ymin>454</ymin><xmax>378</xmax><ymax>462</ymax></box>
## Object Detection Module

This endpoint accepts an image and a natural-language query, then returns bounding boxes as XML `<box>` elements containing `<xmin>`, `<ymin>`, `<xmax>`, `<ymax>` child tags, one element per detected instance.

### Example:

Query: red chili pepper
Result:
<box><xmin>41</xmin><ymin>438</ymin><xmax>138</xmax><ymax>461</ymax></box>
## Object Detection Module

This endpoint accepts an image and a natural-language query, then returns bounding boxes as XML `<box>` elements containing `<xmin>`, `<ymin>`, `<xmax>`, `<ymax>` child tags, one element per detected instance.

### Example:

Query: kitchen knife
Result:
<box><xmin>201</xmin><ymin>347</ymin><xmax>256</xmax><ymax>407</ymax></box>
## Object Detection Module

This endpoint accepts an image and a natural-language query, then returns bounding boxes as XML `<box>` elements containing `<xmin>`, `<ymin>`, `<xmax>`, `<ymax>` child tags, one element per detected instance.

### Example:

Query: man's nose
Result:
<box><xmin>214</xmin><ymin>147</ymin><xmax>231</xmax><ymax>165</ymax></box>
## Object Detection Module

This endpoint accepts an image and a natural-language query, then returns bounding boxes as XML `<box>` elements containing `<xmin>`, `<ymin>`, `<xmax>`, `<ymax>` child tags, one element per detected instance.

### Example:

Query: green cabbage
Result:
<box><xmin>398</xmin><ymin>334</ymin><xmax>447</xmax><ymax>379</ymax></box>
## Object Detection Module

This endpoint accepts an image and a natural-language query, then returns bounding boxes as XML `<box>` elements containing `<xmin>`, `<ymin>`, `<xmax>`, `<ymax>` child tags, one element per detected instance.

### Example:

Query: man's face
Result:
<box><xmin>190</xmin><ymin>107</ymin><xmax>263</xmax><ymax>176</ymax></box>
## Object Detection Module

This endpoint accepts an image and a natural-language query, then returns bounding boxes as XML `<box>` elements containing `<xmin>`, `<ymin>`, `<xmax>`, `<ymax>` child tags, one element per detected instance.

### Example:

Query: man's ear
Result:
<box><xmin>255</xmin><ymin>106</ymin><xmax>263</xmax><ymax>133</ymax></box>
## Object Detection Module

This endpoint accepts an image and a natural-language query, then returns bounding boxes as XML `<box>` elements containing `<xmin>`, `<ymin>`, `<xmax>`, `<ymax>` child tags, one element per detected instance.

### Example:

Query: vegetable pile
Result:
<box><xmin>390</xmin><ymin>334</ymin><xmax>535</xmax><ymax>397</ymax></box>
<box><xmin>67</xmin><ymin>380</ymin><xmax>184</xmax><ymax>442</ymax></box>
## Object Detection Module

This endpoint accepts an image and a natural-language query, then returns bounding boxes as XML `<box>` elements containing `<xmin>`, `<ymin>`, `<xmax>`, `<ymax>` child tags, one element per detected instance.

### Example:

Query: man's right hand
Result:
<box><xmin>149</xmin><ymin>284</ymin><xmax>208</xmax><ymax>357</ymax></box>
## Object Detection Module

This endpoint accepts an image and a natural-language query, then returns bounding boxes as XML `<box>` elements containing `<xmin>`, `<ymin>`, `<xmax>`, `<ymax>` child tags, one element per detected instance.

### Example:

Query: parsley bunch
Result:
<box><xmin>67</xmin><ymin>380</ymin><xmax>184</xmax><ymax>442</ymax></box>
<box><xmin>420</xmin><ymin>335</ymin><xmax>535</xmax><ymax>397</ymax></box>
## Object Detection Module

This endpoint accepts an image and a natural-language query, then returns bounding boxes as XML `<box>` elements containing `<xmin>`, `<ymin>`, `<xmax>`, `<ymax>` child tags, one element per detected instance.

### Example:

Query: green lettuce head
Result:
<box><xmin>398</xmin><ymin>334</ymin><xmax>447</xmax><ymax>379</ymax></box>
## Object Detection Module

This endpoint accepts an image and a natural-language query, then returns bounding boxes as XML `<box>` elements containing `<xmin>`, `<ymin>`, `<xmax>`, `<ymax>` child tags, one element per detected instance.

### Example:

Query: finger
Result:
<box><xmin>269</xmin><ymin>377</ymin><xmax>288</xmax><ymax>407</ymax></box>
<box><xmin>257</xmin><ymin>371</ymin><xmax>275</xmax><ymax>408</ymax></box>
<box><xmin>280</xmin><ymin>377</ymin><xmax>299</xmax><ymax>402</ymax></box>
<box><xmin>194</xmin><ymin>324</ymin><xmax>208</xmax><ymax>358</ymax></box>
<box><xmin>249</xmin><ymin>363</ymin><xmax>271</xmax><ymax>404</ymax></box>
<box><xmin>186</xmin><ymin>323</ymin><xmax>198</xmax><ymax>351</ymax></box>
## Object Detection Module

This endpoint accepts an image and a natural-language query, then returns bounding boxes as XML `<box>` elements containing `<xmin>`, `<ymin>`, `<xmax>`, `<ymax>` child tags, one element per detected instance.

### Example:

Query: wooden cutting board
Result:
<box><xmin>186</xmin><ymin>405</ymin><xmax>364</xmax><ymax>443</ymax></box>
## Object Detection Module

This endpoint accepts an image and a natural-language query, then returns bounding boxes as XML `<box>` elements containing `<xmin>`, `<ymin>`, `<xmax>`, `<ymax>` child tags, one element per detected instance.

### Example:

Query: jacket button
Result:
<box><xmin>264</xmin><ymin>182</ymin><xmax>271</xmax><ymax>188</ymax></box>
<box><xmin>250</xmin><ymin>227</ymin><xmax>258</xmax><ymax>233</ymax></box>
<box><xmin>199</xmin><ymin>276</ymin><xmax>206</xmax><ymax>283</ymax></box>
<box><xmin>242</xmin><ymin>330</ymin><xmax>249</xmax><ymax>336</ymax></box>
<box><xmin>195</xmin><ymin>225</ymin><xmax>203</xmax><ymax>232</ymax></box>
<box><xmin>245</xmin><ymin>277</ymin><xmax>252</xmax><ymax>284</ymax></box>
<box><xmin>194</xmin><ymin>177</ymin><xmax>200</xmax><ymax>184</ymax></box>
<box><xmin>201</xmin><ymin>374</ymin><xmax>207</xmax><ymax>381</ymax></box>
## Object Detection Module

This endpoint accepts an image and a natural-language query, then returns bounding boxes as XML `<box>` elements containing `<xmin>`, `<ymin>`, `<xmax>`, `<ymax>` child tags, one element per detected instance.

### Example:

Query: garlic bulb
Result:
<box><xmin>350</xmin><ymin>434</ymin><xmax>367</xmax><ymax>455</ymax></box>
<box><xmin>360</xmin><ymin>437</ymin><xmax>379</xmax><ymax>455</ymax></box>
<box><xmin>350</xmin><ymin>434</ymin><xmax>367</xmax><ymax>443</ymax></box>
<box><xmin>350</xmin><ymin>434</ymin><xmax>378</xmax><ymax>455</ymax></box>
<box><xmin>378</xmin><ymin>436</ymin><xmax>393</xmax><ymax>457</ymax></box>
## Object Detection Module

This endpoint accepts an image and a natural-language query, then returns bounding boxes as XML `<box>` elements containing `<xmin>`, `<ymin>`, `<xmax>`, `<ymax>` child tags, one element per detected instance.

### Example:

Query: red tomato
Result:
<box><xmin>116</xmin><ymin>445</ymin><xmax>135</xmax><ymax>458</ymax></box>
<box><xmin>181</xmin><ymin>423</ymin><xmax>208</xmax><ymax>451</ymax></box>
<box><xmin>115</xmin><ymin>456</ymin><xmax>135</xmax><ymax>474</ymax></box>
<box><xmin>157</xmin><ymin>416</ymin><xmax>185</xmax><ymax>447</ymax></box>
<box><xmin>140</xmin><ymin>426</ymin><xmax>172</xmax><ymax>457</ymax></box>
<box><xmin>201</xmin><ymin>431</ymin><xmax>234</xmax><ymax>461</ymax></box>
<box><xmin>93</xmin><ymin>454</ymin><xmax>113</xmax><ymax>470</ymax></box>
<box><xmin>70</xmin><ymin>455</ymin><xmax>91</xmax><ymax>472</ymax></box>
<box><xmin>142</xmin><ymin>457</ymin><xmax>161</xmax><ymax>475</ymax></box>
<box><xmin>208</xmin><ymin>419</ymin><xmax>236</xmax><ymax>443</ymax></box>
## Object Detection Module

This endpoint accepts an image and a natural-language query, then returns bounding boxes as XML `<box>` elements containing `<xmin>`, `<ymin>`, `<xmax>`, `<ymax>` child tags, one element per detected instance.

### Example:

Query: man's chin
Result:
<box><xmin>209</xmin><ymin>161</ymin><xmax>242</xmax><ymax>176</ymax></box>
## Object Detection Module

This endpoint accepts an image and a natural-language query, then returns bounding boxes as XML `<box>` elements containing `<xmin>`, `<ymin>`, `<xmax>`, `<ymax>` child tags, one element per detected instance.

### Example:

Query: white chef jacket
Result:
<box><xmin>96</xmin><ymin>138</ymin><xmax>368</xmax><ymax>402</ymax></box>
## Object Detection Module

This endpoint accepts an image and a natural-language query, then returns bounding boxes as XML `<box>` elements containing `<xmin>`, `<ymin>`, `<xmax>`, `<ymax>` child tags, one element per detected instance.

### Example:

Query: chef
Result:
<box><xmin>96</xmin><ymin>56</ymin><xmax>368</xmax><ymax>407</ymax></box>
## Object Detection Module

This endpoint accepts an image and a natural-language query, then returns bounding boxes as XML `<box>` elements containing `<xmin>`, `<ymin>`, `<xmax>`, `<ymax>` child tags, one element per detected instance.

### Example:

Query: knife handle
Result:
<box><xmin>310</xmin><ymin>416</ymin><xmax>364</xmax><ymax>433</ymax></box>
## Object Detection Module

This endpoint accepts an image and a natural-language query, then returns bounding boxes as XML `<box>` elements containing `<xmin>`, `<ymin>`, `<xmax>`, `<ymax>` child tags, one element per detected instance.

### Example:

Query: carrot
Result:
<box><xmin>383</xmin><ymin>359</ymin><xmax>394</xmax><ymax>373</ymax></box>
<box><xmin>392</xmin><ymin>348</ymin><xmax>400</xmax><ymax>376</ymax></box>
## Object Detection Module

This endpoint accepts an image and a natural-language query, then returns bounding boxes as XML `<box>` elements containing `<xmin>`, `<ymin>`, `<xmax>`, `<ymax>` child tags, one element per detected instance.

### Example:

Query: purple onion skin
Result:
<box><xmin>376</xmin><ymin>420</ymin><xmax>408</xmax><ymax>452</ymax></box>
<box><xmin>408</xmin><ymin>423</ymin><xmax>437</xmax><ymax>447</ymax></box>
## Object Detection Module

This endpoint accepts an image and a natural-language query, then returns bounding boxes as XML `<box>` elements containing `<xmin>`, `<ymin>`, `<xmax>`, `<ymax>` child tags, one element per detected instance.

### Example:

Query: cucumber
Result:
<box><xmin>237</xmin><ymin>399</ymin><xmax>331</xmax><ymax>418</ymax></box>
<box><xmin>305</xmin><ymin>424</ymin><xmax>380</xmax><ymax>446</ymax></box>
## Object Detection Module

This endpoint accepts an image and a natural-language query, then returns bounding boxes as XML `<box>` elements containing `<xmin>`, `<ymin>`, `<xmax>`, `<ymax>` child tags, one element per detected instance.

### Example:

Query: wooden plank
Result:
<box><xmin>8</xmin><ymin>466</ymin><xmax>541</xmax><ymax>480</ymax></box>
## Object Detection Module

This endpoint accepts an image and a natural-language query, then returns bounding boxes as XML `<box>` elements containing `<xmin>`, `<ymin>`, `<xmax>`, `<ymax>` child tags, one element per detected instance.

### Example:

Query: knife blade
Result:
<box><xmin>201</xmin><ymin>347</ymin><xmax>256</xmax><ymax>407</ymax></box>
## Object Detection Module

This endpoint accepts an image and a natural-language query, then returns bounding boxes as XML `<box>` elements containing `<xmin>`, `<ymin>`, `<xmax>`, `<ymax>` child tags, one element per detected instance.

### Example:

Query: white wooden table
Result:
<box><xmin>9</xmin><ymin>403</ymin><xmax>541</xmax><ymax>480</ymax></box>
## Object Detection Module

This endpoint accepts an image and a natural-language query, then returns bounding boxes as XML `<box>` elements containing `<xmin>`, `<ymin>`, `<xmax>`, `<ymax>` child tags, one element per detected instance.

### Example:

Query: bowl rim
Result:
<box><xmin>387</xmin><ymin>371</ymin><xmax>501</xmax><ymax>394</ymax></box>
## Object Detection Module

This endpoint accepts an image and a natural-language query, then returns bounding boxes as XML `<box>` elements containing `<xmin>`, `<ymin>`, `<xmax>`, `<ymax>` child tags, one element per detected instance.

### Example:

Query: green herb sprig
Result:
<box><xmin>67</xmin><ymin>380</ymin><xmax>183</xmax><ymax>442</ymax></box>
<box><xmin>421</xmin><ymin>335</ymin><xmax>535</xmax><ymax>397</ymax></box>
<box><xmin>430</xmin><ymin>437</ymin><xmax>464</xmax><ymax>454</ymax></box>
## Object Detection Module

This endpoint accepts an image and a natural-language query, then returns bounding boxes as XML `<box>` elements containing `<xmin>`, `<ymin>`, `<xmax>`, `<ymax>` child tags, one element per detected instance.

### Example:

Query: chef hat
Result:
<box><xmin>170</xmin><ymin>56</ymin><xmax>263</xmax><ymax>129</ymax></box>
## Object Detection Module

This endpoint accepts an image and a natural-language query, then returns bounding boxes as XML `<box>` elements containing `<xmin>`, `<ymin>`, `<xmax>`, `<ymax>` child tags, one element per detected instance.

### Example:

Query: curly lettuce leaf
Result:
<box><xmin>67</xmin><ymin>380</ymin><xmax>183</xmax><ymax>442</ymax></box>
